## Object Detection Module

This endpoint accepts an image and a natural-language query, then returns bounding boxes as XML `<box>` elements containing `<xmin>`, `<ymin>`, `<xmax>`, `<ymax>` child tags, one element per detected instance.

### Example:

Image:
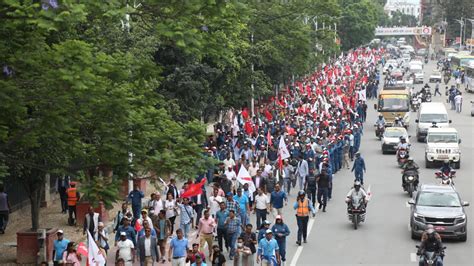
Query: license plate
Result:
<box><xmin>393</xmin><ymin>145</ymin><xmax>398</xmax><ymax>148</ymax></box>
<box><xmin>434</xmin><ymin>226</ymin><xmax>446</xmax><ymax>231</ymax></box>
<box><xmin>437</xmin><ymin>155</ymin><xmax>449</xmax><ymax>160</ymax></box>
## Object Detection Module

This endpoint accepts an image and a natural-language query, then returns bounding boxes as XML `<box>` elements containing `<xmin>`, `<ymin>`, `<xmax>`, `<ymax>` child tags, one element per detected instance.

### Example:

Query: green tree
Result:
<box><xmin>339</xmin><ymin>0</ymin><xmax>380</xmax><ymax>50</ymax></box>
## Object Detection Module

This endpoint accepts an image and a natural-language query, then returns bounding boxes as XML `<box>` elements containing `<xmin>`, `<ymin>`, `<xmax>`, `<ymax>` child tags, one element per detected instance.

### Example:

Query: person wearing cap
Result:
<box><xmin>257</xmin><ymin>220</ymin><xmax>271</xmax><ymax>242</ymax></box>
<box><xmin>116</xmin><ymin>232</ymin><xmax>135</xmax><ymax>266</ymax></box>
<box><xmin>128</xmin><ymin>183</ymin><xmax>145</xmax><ymax>219</ymax></box>
<box><xmin>256</xmin><ymin>229</ymin><xmax>280</xmax><ymax>266</ymax></box>
<box><xmin>83</xmin><ymin>206</ymin><xmax>101</xmax><ymax>240</ymax></box>
<box><xmin>137</xmin><ymin>208</ymin><xmax>154</xmax><ymax>230</ymax></box>
<box><xmin>168</xmin><ymin>228</ymin><xmax>189</xmax><ymax>266</ymax></box>
<box><xmin>224</xmin><ymin>209</ymin><xmax>241</xmax><ymax>260</ymax></box>
<box><xmin>53</xmin><ymin>230</ymin><xmax>70</xmax><ymax>266</ymax></box>
<box><xmin>294</xmin><ymin>190</ymin><xmax>316</xmax><ymax>246</ymax></box>
<box><xmin>351</xmin><ymin>152</ymin><xmax>366</xmax><ymax>185</ymax></box>
<box><xmin>115</xmin><ymin>217</ymin><xmax>137</xmax><ymax>247</ymax></box>
<box><xmin>97</xmin><ymin>222</ymin><xmax>109</xmax><ymax>253</ymax></box>
<box><xmin>271</xmin><ymin>215</ymin><xmax>290</xmax><ymax>263</ymax></box>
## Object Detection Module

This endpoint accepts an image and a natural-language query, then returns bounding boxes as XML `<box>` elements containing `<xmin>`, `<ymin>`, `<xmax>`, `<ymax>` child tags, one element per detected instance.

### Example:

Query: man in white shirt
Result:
<box><xmin>116</xmin><ymin>232</ymin><xmax>135</xmax><ymax>266</ymax></box>
<box><xmin>253</xmin><ymin>188</ymin><xmax>269</xmax><ymax>229</ymax></box>
<box><xmin>137</xmin><ymin>228</ymin><xmax>159</xmax><ymax>266</ymax></box>
<box><xmin>209</xmin><ymin>188</ymin><xmax>223</xmax><ymax>218</ymax></box>
<box><xmin>248</xmin><ymin>160</ymin><xmax>260</xmax><ymax>177</ymax></box>
<box><xmin>137</xmin><ymin>209</ymin><xmax>154</xmax><ymax>229</ymax></box>
<box><xmin>149</xmin><ymin>192</ymin><xmax>164</xmax><ymax>215</ymax></box>
<box><xmin>454</xmin><ymin>92</ymin><xmax>463</xmax><ymax>113</ymax></box>
<box><xmin>223</xmin><ymin>154</ymin><xmax>236</xmax><ymax>169</ymax></box>
<box><xmin>225</xmin><ymin>167</ymin><xmax>237</xmax><ymax>181</ymax></box>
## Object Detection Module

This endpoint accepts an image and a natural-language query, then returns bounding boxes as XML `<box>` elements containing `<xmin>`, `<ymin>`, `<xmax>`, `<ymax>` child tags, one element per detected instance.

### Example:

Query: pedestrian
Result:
<box><xmin>342</xmin><ymin>135</ymin><xmax>350</xmax><ymax>169</ymax></box>
<box><xmin>253</xmin><ymin>188</ymin><xmax>269</xmax><ymax>230</ymax></box>
<box><xmin>270</xmin><ymin>184</ymin><xmax>287</xmax><ymax>216</ymax></box>
<box><xmin>197</xmin><ymin>209</ymin><xmax>216</xmax><ymax>258</ymax></box>
<box><xmin>62</xmin><ymin>242</ymin><xmax>82</xmax><ymax>266</ymax></box>
<box><xmin>252</xmin><ymin>169</ymin><xmax>267</xmax><ymax>193</ymax></box>
<box><xmin>186</xmin><ymin>243</ymin><xmax>206</xmax><ymax>264</ymax></box>
<box><xmin>97</xmin><ymin>222</ymin><xmax>110</xmax><ymax>254</ymax></box>
<box><xmin>128</xmin><ymin>183</ymin><xmax>145</xmax><ymax>219</ymax></box>
<box><xmin>115</xmin><ymin>217</ymin><xmax>137</xmax><ymax>247</ymax></box>
<box><xmin>114</xmin><ymin>203</ymin><xmax>130</xmax><ymax>233</ymax></box>
<box><xmin>240</xmin><ymin>224</ymin><xmax>257</xmax><ymax>265</ymax></box>
<box><xmin>454</xmin><ymin>92</ymin><xmax>463</xmax><ymax>113</ymax></box>
<box><xmin>165</xmin><ymin>192</ymin><xmax>179</xmax><ymax>234</ymax></box>
<box><xmin>116</xmin><ymin>232</ymin><xmax>135</xmax><ymax>266</ymax></box>
<box><xmin>191</xmin><ymin>254</ymin><xmax>207</xmax><ymax>266</ymax></box>
<box><xmin>351</xmin><ymin>152</ymin><xmax>366</xmax><ymax>185</ymax></box>
<box><xmin>224</xmin><ymin>209</ymin><xmax>242</xmax><ymax>260</ymax></box>
<box><xmin>215</xmin><ymin>202</ymin><xmax>230</xmax><ymax>252</ymax></box>
<box><xmin>294</xmin><ymin>190</ymin><xmax>316</xmax><ymax>246</ymax></box>
<box><xmin>305</xmin><ymin>169</ymin><xmax>318</xmax><ymax>208</ymax></box>
<box><xmin>225</xmin><ymin>192</ymin><xmax>240</xmax><ymax>217</ymax></box>
<box><xmin>137</xmin><ymin>208</ymin><xmax>154</xmax><ymax>229</ymax></box>
<box><xmin>256</xmin><ymin>230</ymin><xmax>281</xmax><ymax>266</ymax></box>
<box><xmin>295</xmin><ymin>156</ymin><xmax>309</xmax><ymax>191</ymax></box>
<box><xmin>271</xmin><ymin>215</ymin><xmax>290</xmax><ymax>263</ymax></box>
<box><xmin>282</xmin><ymin>160</ymin><xmax>294</xmax><ymax>195</ymax></box>
<box><xmin>166</xmin><ymin>179</ymin><xmax>180</xmax><ymax>199</ymax></box>
<box><xmin>192</xmin><ymin>186</ymin><xmax>208</xmax><ymax>228</ymax></box>
<box><xmin>177</xmin><ymin>197</ymin><xmax>194</xmax><ymax>238</ymax></box>
<box><xmin>137</xmin><ymin>219</ymin><xmax>157</xmax><ymax>239</ymax></box>
<box><xmin>317</xmin><ymin>168</ymin><xmax>330</xmax><ymax>212</ymax></box>
<box><xmin>56</xmin><ymin>176</ymin><xmax>70</xmax><ymax>214</ymax></box>
<box><xmin>234</xmin><ymin>188</ymin><xmax>250</xmax><ymax>227</ymax></box>
<box><xmin>168</xmin><ymin>228</ymin><xmax>189</xmax><ymax>266</ymax></box>
<box><xmin>434</xmin><ymin>81</ymin><xmax>441</xmax><ymax>96</ymax></box>
<box><xmin>153</xmin><ymin>210</ymin><xmax>171</xmax><ymax>263</ymax></box>
<box><xmin>257</xmin><ymin>220</ymin><xmax>271</xmax><ymax>242</ymax></box>
<box><xmin>149</xmin><ymin>192</ymin><xmax>164</xmax><ymax>215</ymax></box>
<box><xmin>137</xmin><ymin>227</ymin><xmax>160</xmax><ymax>266</ymax></box>
<box><xmin>66</xmin><ymin>182</ymin><xmax>80</xmax><ymax>226</ymax></box>
<box><xmin>209</xmin><ymin>188</ymin><xmax>223</xmax><ymax>218</ymax></box>
<box><xmin>265</xmin><ymin>172</ymin><xmax>277</xmax><ymax>194</ymax></box>
<box><xmin>211</xmin><ymin>245</ymin><xmax>227</xmax><ymax>266</ymax></box>
<box><xmin>234</xmin><ymin>236</ymin><xmax>252</xmax><ymax>266</ymax></box>
<box><xmin>52</xmin><ymin>230</ymin><xmax>69</xmax><ymax>266</ymax></box>
<box><xmin>83</xmin><ymin>206</ymin><xmax>100</xmax><ymax>240</ymax></box>
<box><xmin>0</xmin><ymin>183</ymin><xmax>10</xmax><ymax>234</ymax></box>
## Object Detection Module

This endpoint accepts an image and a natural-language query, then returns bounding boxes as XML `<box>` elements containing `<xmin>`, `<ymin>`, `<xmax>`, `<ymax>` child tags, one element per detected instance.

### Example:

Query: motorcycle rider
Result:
<box><xmin>439</xmin><ymin>160</ymin><xmax>453</xmax><ymax>176</ymax></box>
<box><xmin>417</xmin><ymin>224</ymin><xmax>444</xmax><ymax>266</ymax></box>
<box><xmin>393</xmin><ymin>117</ymin><xmax>404</xmax><ymax>127</ymax></box>
<box><xmin>401</xmin><ymin>157</ymin><xmax>419</xmax><ymax>188</ymax></box>
<box><xmin>345</xmin><ymin>181</ymin><xmax>368</xmax><ymax>211</ymax></box>
<box><xmin>396</xmin><ymin>136</ymin><xmax>410</xmax><ymax>156</ymax></box>
<box><xmin>374</xmin><ymin>114</ymin><xmax>385</xmax><ymax>137</ymax></box>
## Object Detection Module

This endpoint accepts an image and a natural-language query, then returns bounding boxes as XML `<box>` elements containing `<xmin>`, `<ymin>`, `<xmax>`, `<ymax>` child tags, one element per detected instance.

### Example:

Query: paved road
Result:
<box><xmin>102</xmin><ymin>59</ymin><xmax>473</xmax><ymax>266</ymax></box>
<box><xmin>288</xmin><ymin>60</ymin><xmax>474</xmax><ymax>265</ymax></box>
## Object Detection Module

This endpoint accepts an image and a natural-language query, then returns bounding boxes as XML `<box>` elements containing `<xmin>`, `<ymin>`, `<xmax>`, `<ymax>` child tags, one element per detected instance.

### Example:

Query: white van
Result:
<box><xmin>409</xmin><ymin>64</ymin><xmax>423</xmax><ymax>84</ymax></box>
<box><xmin>415</xmin><ymin>102</ymin><xmax>451</xmax><ymax>142</ymax></box>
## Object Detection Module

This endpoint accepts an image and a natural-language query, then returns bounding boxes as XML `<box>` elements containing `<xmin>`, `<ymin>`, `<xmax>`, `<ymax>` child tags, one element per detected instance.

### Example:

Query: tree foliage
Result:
<box><xmin>339</xmin><ymin>0</ymin><xmax>380</xmax><ymax>50</ymax></box>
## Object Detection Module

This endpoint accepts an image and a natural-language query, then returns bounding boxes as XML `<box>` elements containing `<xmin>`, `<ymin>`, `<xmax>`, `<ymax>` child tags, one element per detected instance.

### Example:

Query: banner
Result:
<box><xmin>237</xmin><ymin>165</ymin><xmax>256</xmax><ymax>194</ymax></box>
<box><xmin>278</xmin><ymin>137</ymin><xmax>290</xmax><ymax>160</ymax></box>
<box><xmin>374</xmin><ymin>27</ymin><xmax>432</xmax><ymax>36</ymax></box>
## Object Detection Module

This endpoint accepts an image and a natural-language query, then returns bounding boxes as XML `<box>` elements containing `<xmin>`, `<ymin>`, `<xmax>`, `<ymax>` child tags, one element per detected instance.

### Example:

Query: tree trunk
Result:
<box><xmin>29</xmin><ymin>184</ymin><xmax>43</xmax><ymax>230</ymax></box>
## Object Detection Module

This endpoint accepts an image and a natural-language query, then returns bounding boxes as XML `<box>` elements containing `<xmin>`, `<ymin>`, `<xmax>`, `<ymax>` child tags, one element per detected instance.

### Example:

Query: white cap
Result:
<box><xmin>57</xmin><ymin>230</ymin><xmax>64</xmax><ymax>234</ymax></box>
<box><xmin>120</xmin><ymin>232</ymin><xmax>127</xmax><ymax>236</ymax></box>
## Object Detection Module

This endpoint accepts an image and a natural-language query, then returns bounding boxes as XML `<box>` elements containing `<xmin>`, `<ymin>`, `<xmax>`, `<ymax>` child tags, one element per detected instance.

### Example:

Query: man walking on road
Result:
<box><xmin>296</xmin><ymin>156</ymin><xmax>309</xmax><ymax>191</ymax></box>
<box><xmin>66</xmin><ymin>182</ymin><xmax>80</xmax><ymax>226</ymax></box>
<box><xmin>317</xmin><ymin>168</ymin><xmax>330</xmax><ymax>212</ymax></box>
<box><xmin>53</xmin><ymin>230</ymin><xmax>69</xmax><ymax>266</ymax></box>
<box><xmin>293</xmin><ymin>190</ymin><xmax>316</xmax><ymax>246</ymax></box>
<box><xmin>168</xmin><ymin>228</ymin><xmax>188</xmax><ymax>266</ymax></box>
<box><xmin>256</xmin><ymin>230</ymin><xmax>281</xmax><ymax>266</ymax></box>
<box><xmin>454</xmin><ymin>92</ymin><xmax>463</xmax><ymax>113</ymax></box>
<box><xmin>271</xmin><ymin>215</ymin><xmax>290</xmax><ymax>263</ymax></box>
<box><xmin>128</xmin><ymin>183</ymin><xmax>145</xmax><ymax>219</ymax></box>
<box><xmin>137</xmin><ymin>227</ymin><xmax>160</xmax><ymax>266</ymax></box>
<box><xmin>351</xmin><ymin>152</ymin><xmax>366</xmax><ymax>185</ymax></box>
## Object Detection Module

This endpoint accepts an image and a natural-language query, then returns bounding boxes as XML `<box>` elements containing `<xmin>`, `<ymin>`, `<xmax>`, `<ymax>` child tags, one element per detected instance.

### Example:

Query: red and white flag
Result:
<box><xmin>87</xmin><ymin>231</ymin><xmax>106</xmax><ymax>265</ymax></box>
<box><xmin>237</xmin><ymin>165</ymin><xmax>256</xmax><ymax>194</ymax></box>
<box><xmin>278</xmin><ymin>137</ymin><xmax>290</xmax><ymax>160</ymax></box>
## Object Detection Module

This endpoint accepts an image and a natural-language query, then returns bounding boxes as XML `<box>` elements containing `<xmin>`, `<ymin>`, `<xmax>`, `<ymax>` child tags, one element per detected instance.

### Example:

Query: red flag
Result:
<box><xmin>77</xmin><ymin>242</ymin><xmax>88</xmax><ymax>257</ymax></box>
<box><xmin>277</xmin><ymin>154</ymin><xmax>283</xmax><ymax>170</ymax></box>
<box><xmin>244</xmin><ymin>121</ymin><xmax>253</xmax><ymax>135</ymax></box>
<box><xmin>264</xmin><ymin>109</ymin><xmax>273</xmax><ymax>121</ymax></box>
<box><xmin>267</xmin><ymin>130</ymin><xmax>272</xmax><ymax>147</ymax></box>
<box><xmin>181</xmin><ymin>178</ymin><xmax>206</xmax><ymax>198</ymax></box>
<box><xmin>134</xmin><ymin>219</ymin><xmax>143</xmax><ymax>232</ymax></box>
<box><xmin>241</xmin><ymin>108</ymin><xmax>249</xmax><ymax>120</ymax></box>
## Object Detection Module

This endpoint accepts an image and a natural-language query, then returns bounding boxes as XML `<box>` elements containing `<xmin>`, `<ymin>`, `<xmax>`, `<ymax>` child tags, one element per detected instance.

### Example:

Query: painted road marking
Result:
<box><xmin>410</xmin><ymin>252</ymin><xmax>417</xmax><ymax>262</ymax></box>
<box><xmin>289</xmin><ymin>218</ymin><xmax>315</xmax><ymax>266</ymax></box>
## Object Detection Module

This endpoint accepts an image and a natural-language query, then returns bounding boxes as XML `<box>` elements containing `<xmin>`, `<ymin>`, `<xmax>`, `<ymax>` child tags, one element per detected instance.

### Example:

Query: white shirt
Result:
<box><xmin>209</xmin><ymin>195</ymin><xmax>223</xmax><ymax>216</ymax></box>
<box><xmin>117</xmin><ymin>239</ymin><xmax>134</xmax><ymax>261</ymax></box>
<box><xmin>165</xmin><ymin>200</ymin><xmax>177</xmax><ymax>219</ymax></box>
<box><xmin>152</xmin><ymin>199</ymin><xmax>164</xmax><ymax>215</ymax></box>
<box><xmin>138</xmin><ymin>216</ymin><xmax>153</xmax><ymax>229</ymax></box>
<box><xmin>225</xmin><ymin>170</ymin><xmax>237</xmax><ymax>180</ymax></box>
<box><xmin>248</xmin><ymin>164</ymin><xmax>259</xmax><ymax>177</ymax></box>
<box><xmin>223</xmin><ymin>158</ymin><xmax>236</xmax><ymax>169</ymax></box>
<box><xmin>454</xmin><ymin>95</ymin><xmax>462</xmax><ymax>104</ymax></box>
<box><xmin>144</xmin><ymin>237</ymin><xmax>151</xmax><ymax>257</ymax></box>
<box><xmin>254</xmin><ymin>194</ymin><xmax>269</xmax><ymax>210</ymax></box>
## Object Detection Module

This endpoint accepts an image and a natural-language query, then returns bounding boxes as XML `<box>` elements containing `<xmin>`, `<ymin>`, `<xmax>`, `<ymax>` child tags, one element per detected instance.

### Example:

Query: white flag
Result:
<box><xmin>87</xmin><ymin>231</ymin><xmax>106</xmax><ymax>266</ymax></box>
<box><xmin>358</xmin><ymin>88</ymin><xmax>367</xmax><ymax>101</ymax></box>
<box><xmin>237</xmin><ymin>165</ymin><xmax>256</xmax><ymax>194</ymax></box>
<box><xmin>278</xmin><ymin>137</ymin><xmax>290</xmax><ymax>160</ymax></box>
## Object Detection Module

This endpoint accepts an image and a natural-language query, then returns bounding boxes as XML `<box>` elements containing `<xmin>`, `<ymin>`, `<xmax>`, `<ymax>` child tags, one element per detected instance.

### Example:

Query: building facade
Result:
<box><xmin>384</xmin><ymin>0</ymin><xmax>422</xmax><ymax>20</ymax></box>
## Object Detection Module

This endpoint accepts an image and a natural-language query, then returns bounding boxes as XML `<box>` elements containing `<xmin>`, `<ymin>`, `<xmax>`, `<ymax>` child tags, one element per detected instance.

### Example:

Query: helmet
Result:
<box><xmin>378</xmin><ymin>113</ymin><xmax>382</xmax><ymax>117</ymax></box>
<box><xmin>400</xmin><ymin>136</ymin><xmax>406</xmax><ymax>141</ymax></box>
<box><xmin>297</xmin><ymin>190</ymin><xmax>306</xmax><ymax>197</ymax></box>
<box><xmin>354</xmin><ymin>181</ymin><xmax>361</xmax><ymax>191</ymax></box>
<box><xmin>408</xmin><ymin>157</ymin><xmax>413</xmax><ymax>162</ymax></box>
<box><xmin>355</xmin><ymin>151</ymin><xmax>361</xmax><ymax>157</ymax></box>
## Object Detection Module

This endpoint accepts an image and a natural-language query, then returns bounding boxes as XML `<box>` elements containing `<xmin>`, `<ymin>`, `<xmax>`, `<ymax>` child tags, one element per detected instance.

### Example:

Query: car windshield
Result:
<box><xmin>419</xmin><ymin>113</ymin><xmax>448</xmax><ymax>123</ymax></box>
<box><xmin>384</xmin><ymin>130</ymin><xmax>405</xmax><ymax>138</ymax></box>
<box><xmin>427</xmin><ymin>133</ymin><xmax>458</xmax><ymax>143</ymax></box>
<box><xmin>379</xmin><ymin>96</ymin><xmax>409</xmax><ymax>111</ymax></box>
<box><xmin>417</xmin><ymin>192</ymin><xmax>461</xmax><ymax>207</ymax></box>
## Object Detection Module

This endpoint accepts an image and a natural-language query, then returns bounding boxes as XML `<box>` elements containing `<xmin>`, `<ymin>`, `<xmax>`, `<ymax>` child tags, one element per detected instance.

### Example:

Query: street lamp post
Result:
<box><xmin>250</xmin><ymin>33</ymin><xmax>255</xmax><ymax>117</ymax></box>
<box><xmin>467</xmin><ymin>19</ymin><xmax>474</xmax><ymax>52</ymax></box>
<box><xmin>454</xmin><ymin>18</ymin><xmax>464</xmax><ymax>49</ymax></box>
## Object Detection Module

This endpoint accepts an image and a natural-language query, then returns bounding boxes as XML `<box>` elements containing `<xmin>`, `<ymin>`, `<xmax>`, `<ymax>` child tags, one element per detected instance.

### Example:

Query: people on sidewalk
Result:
<box><xmin>0</xmin><ymin>183</ymin><xmax>10</xmax><ymax>234</ymax></box>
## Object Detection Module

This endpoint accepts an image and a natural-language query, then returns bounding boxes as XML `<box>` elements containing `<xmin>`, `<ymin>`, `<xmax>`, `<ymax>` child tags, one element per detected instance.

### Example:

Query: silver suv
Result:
<box><xmin>409</xmin><ymin>184</ymin><xmax>469</xmax><ymax>241</ymax></box>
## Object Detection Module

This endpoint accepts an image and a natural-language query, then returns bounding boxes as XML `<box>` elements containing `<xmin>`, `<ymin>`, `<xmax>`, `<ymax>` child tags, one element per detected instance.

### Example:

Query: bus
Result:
<box><xmin>465</xmin><ymin>64</ymin><xmax>474</xmax><ymax>93</ymax></box>
<box><xmin>375</xmin><ymin>85</ymin><xmax>411</xmax><ymax>127</ymax></box>
<box><xmin>450</xmin><ymin>54</ymin><xmax>474</xmax><ymax>70</ymax></box>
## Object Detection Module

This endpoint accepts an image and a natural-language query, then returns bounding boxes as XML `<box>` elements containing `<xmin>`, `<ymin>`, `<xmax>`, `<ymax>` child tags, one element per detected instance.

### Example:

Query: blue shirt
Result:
<box><xmin>115</xmin><ymin>225</ymin><xmax>137</xmax><ymax>246</ymax></box>
<box><xmin>257</xmin><ymin>237</ymin><xmax>279</xmax><ymax>257</ymax></box>
<box><xmin>170</xmin><ymin>237</ymin><xmax>188</xmax><ymax>257</ymax></box>
<box><xmin>216</xmin><ymin>209</ymin><xmax>229</xmax><ymax>229</ymax></box>
<box><xmin>128</xmin><ymin>190</ymin><xmax>144</xmax><ymax>206</ymax></box>
<box><xmin>233</xmin><ymin>194</ymin><xmax>249</xmax><ymax>212</ymax></box>
<box><xmin>179</xmin><ymin>204</ymin><xmax>194</xmax><ymax>225</ymax></box>
<box><xmin>270</xmin><ymin>191</ymin><xmax>287</xmax><ymax>209</ymax></box>
<box><xmin>53</xmin><ymin>238</ymin><xmax>70</xmax><ymax>261</ymax></box>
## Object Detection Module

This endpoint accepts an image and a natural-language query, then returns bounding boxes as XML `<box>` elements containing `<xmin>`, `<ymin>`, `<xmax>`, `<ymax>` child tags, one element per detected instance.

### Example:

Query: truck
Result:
<box><xmin>375</xmin><ymin>85</ymin><xmax>410</xmax><ymax>127</ymax></box>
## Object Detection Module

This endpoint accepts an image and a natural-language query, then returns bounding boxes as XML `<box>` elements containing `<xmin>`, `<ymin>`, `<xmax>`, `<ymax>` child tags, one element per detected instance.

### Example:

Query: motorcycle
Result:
<box><xmin>402</xmin><ymin>169</ymin><xmax>419</xmax><ymax>197</ymax></box>
<box><xmin>374</xmin><ymin>123</ymin><xmax>385</xmax><ymax>140</ymax></box>
<box><xmin>347</xmin><ymin>196</ymin><xmax>366</xmax><ymax>230</ymax></box>
<box><xmin>416</xmin><ymin>245</ymin><xmax>446</xmax><ymax>266</ymax></box>
<box><xmin>397</xmin><ymin>148</ymin><xmax>409</xmax><ymax>167</ymax></box>
<box><xmin>424</xmin><ymin>57</ymin><xmax>429</xmax><ymax>64</ymax></box>
<box><xmin>411</xmin><ymin>96</ymin><xmax>421</xmax><ymax>112</ymax></box>
<box><xmin>425</xmin><ymin>92</ymin><xmax>432</xmax><ymax>102</ymax></box>
<box><xmin>435</xmin><ymin>170</ymin><xmax>455</xmax><ymax>186</ymax></box>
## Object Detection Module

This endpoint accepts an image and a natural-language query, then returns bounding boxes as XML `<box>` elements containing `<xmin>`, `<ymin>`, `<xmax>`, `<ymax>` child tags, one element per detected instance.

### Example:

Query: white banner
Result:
<box><xmin>375</xmin><ymin>27</ymin><xmax>432</xmax><ymax>36</ymax></box>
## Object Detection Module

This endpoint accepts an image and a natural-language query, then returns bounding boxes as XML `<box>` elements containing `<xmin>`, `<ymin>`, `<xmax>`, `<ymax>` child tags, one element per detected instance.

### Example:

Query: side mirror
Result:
<box><xmin>449</xmin><ymin>120</ymin><xmax>452</xmax><ymax>123</ymax></box>
<box><xmin>408</xmin><ymin>135</ymin><xmax>411</xmax><ymax>138</ymax></box>
<box><xmin>374</xmin><ymin>104</ymin><xmax>377</xmax><ymax>110</ymax></box>
<box><xmin>415</xmin><ymin>119</ymin><xmax>419</xmax><ymax>123</ymax></box>
<box><xmin>462</xmin><ymin>201</ymin><xmax>469</xmax><ymax>207</ymax></box>
<box><xmin>408</xmin><ymin>199</ymin><xmax>415</xmax><ymax>205</ymax></box>
<box><xmin>458</xmin><ymin>139</ymin><xmax>461</xmax><ymax>144</ymax></box>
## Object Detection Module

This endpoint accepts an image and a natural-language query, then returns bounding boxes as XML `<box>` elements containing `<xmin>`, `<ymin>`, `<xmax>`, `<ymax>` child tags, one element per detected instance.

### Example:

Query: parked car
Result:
<box><xmin>409</xmin><ymin>184</ymin><xmax>469</xmax><ymax>241</ymax></box>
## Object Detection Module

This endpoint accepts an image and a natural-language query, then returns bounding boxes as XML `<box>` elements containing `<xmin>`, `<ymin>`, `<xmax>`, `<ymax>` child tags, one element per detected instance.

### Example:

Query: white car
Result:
<box><xmin>381</xmin><ymin>127</ymin><xmax>409</xmax><ymax>154</ymax></box>
<box><xmin>425</xmin><ymin>128</ymin><xmax>461</xmax><ymax>169</ymax></box>
<box><xmin>429</xmin><ymin>71</ymin><xmax>442</xmax><ymax>83</ymax></box>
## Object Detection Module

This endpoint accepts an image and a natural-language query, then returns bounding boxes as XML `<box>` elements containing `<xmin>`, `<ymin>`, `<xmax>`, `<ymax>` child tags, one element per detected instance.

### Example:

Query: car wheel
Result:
<box><xmin>425</xmin><ymin>157</ymin><xmax>431</xmax><ymax>168</ymax></box>
<box><xmin>382</xmin><ymin>149</ymin><xmax>387</xmax><ymax>154</ymax></box>
<box><xmin>459</xmin><ymin>233</ymin><xmax>467</xmax><ymax>242</ymax></box>
<box><xmin>411</xmin><ymin>230</ymin><xmax>418</xmax><ymax>240</ymax></box>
